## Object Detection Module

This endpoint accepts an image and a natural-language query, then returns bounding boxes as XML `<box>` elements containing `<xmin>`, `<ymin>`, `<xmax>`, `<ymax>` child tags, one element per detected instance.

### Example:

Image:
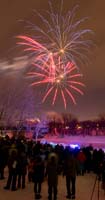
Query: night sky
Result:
<box><xmin>0</xmin><ymin>0</ymin><xmax>105</xmax><ymax>121</ymax></box>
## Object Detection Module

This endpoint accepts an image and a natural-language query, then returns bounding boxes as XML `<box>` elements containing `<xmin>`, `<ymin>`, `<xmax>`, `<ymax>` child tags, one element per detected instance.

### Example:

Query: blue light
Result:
<box><xmin>70</xmin><ymin>144</ymin><xmax>80</xmax><ymax>149</ymax></box>
<box><xmin>49</xmin><ymin>142</ymin><xmax>57</xmax><ymax>147</ymax></box>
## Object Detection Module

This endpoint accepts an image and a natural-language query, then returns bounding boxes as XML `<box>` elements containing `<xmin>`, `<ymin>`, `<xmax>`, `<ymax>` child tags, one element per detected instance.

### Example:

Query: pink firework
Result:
<box><xmin>16</xmin><ymin>2</ymin><xmax>93</xmax><ymax>108</ymax></box>
<box><xmin>16</xmin><ymin>35</ymin><xmax>58</xmax><ymax>79</ymax></box>
<box><xmin>27</xmin><ymin>59</ymin><xmax>85</xmax><ymax>109</ymax></box>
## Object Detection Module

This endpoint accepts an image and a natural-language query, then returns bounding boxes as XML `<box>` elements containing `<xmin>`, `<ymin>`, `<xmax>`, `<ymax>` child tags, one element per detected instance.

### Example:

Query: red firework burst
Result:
<box><xmin>27</xmin><ymin>58</ymin><xmax>85</xmax><ymax>109</ymax></box>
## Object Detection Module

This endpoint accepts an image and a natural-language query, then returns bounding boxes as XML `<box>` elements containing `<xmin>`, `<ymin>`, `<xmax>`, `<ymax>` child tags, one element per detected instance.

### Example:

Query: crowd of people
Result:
<box><xmin>0</xmin><ymin>135</ymin><xmax>105</xmax><ymax>199</ymax></box>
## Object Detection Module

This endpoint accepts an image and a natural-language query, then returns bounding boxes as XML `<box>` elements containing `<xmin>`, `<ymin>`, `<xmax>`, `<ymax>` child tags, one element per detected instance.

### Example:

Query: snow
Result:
<box><xmin>42</xmin><ymin>135</ymin><xmax>105</xmax><ymax>149</ymax></box>
<box><xmin>0</xmin><ymin>170</ymin><xmax>105</xmax><ymax>200</ymax></box>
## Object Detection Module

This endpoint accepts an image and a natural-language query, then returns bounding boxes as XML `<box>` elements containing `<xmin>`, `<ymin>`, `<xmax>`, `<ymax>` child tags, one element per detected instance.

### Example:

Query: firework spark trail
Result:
<box><xmin>61</xmin><ymin>89</ymin><xmax>67</xmax><ymax>109</ymax></box>
<box><xmin>16</xmin><ymin>35</ymin><xmax>48</xmax><ymax>64</ymax></box>
<box><xmin>52</xmin><ymin>88</ymin><xmax>58</xmax><ymax>105</ymax></box>
<box><xmin>42</xmin><ymin>86</ymin><xmax>54</xmax><ymax>103</ymax></box>
<box><xmin>68</xmin><ymin>81</ymin><xmax>85</xmax><ymax>86</ymax></box>
<box><xmin>69</xmin><ymin>85</ymin><xmax>84</xmax><ymax>95</ymax></box>
<box><xmin>65</xmin><ymin>88</ymin><xmax>76</xmax><ymax>105</ymax></box>
<box><xmin>17</xmin><ymin>35</ymin><xmax>59</xmax><ymax>79</ymax></box>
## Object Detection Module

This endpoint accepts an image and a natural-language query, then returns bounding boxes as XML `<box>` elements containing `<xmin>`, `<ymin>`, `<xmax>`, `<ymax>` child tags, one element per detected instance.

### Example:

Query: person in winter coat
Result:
<box><xmin>63</xmin><ymin>152</ymin><xmax>78</xmax><ymax>199</ymax></box>
<box><xmin>17</xmin><ymin>151</ymin><xmax>28</xmax><ymax>189</ymax></box>
<box><xmin>28</xmin><ymin>158</ymin><xmax>34</xmax><ymax>182</ymax></box>
<box><xmin>4</xmin><ymin>150</ymin><xmax>17</xmax><ymax>191</ymax></box>
<box><xmin>46</xmin><ymin>153</ymin><xmax>58</xmax><ymax>200</ymax></box>
<box><xmin>101</xmin><ymin>160</ymin><xmax>105</xmax><ymax>194</ymax></box>
<box><xmin>77</xmin><ymin>150</ymin><xmax>86</xmax><ymax>175</ymax></box>
<box><xmin>33</xmin><ymin>156</ymin><xmax>45</xmax><ymax>199</ymax></box>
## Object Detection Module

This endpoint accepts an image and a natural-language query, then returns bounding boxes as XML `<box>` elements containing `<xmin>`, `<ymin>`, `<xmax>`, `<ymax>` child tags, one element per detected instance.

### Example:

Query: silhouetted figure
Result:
<box><xmin>33</xmin><ymin>156</ymin><xmax>44</xmax><ymax>199</ymax></box>
<box><xmin>4</xmin><ymin>150</ymin><xmax>17</xmax><ymax>191</ymax></box>
<box><xmin>17</xmin><ymin>151</ymin><xmax>27</xmax><ymax>189</ymax></box>
<box><xmin>63</xmin><ymin>152</ymin><xmax>78</xmax><ymax>199</ymax></box>
<box><xmin>77</xmin><ymin>150</ymin><xmax>86</xmax><ymax>175</ymax></box>
<box><xmin>28</xmin><ymin>158</ymin><xmax>34</xmax><ymax>182</ymax></box>
<box><xmin>46</xmin><ymin>153</ymin><xmax>58</xmax><ymax>200</ymax></box>
<box><xmin>0</xmin><ymin>138</ymin><xmax>9</xmax><ymax>179</ymax></box>
<box><xmin>102</xmin><ymin>160</ymin><xmax>105</xmax><ymax>194</ymax></box>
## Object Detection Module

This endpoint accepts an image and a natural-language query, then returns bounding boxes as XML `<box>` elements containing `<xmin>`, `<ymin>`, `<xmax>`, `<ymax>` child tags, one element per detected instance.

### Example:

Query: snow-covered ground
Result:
<box><xmin>0</xmin><ymin>170</ymin><xmax>105</xmax><ymax>200</ymax></box>
<box><xmin>41</xmin><ymin>135</ymin><xmax>105</xmax><ymax>150</ymax></box>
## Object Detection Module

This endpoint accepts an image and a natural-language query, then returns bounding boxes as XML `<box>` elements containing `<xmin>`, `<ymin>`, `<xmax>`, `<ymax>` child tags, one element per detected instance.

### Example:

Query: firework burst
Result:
<box><xmin>27</xmin><ymin>59</ymin><xmax>85</xmax><ymax>108</ymax></box>
<box><xmin>16</xmin><ymin>1</ymin><xmax>93</xmax><ymax>67</ymax></box>
<box><xmin>16</xmin><ymin>1</ymin><xmax>93</xmax><ymax>108</ymax></box>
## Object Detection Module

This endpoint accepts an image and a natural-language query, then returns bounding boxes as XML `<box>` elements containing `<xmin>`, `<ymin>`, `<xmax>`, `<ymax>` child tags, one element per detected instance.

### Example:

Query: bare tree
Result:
<box><xmin>0</xmin><ymin>79</ymin><xmax>36</xmax><ymax>128</ymax></box>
